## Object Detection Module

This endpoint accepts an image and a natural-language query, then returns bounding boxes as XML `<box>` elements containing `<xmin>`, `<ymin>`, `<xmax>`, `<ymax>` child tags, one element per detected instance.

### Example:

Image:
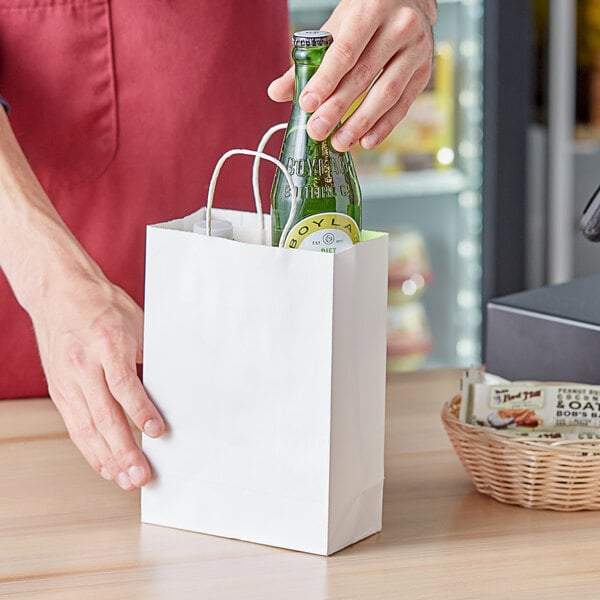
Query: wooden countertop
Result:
<box><xmin>2</xmin><ymin>368</ymin><xmax>600</xmax><ymax>599</ymax></box>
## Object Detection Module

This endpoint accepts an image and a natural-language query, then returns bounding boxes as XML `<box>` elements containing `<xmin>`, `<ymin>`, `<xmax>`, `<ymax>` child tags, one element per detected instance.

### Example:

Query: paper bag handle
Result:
<box><xmin>251</xmin><ymin>122</ymin><xmax>288</xmax><ymax>228</ymax></box>
<box><xmin>206</xmin><ymin>147</ymin><xmax>297</xmax><ymax>248</ymax></box>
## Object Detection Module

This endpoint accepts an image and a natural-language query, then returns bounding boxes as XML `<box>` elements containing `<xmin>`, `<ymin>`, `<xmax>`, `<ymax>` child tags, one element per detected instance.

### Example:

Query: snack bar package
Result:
<box><xmin>460</xmin><ymin>367</ymin><xmax>600</xmax><ymax>439</ymax></box>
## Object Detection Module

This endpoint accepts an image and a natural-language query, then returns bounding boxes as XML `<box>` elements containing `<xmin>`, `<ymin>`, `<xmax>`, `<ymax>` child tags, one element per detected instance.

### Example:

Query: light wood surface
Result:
<box><xmin>2</xmin><ymin>369</ymin><xmax>600</xmax><ymax>599</ymax></box>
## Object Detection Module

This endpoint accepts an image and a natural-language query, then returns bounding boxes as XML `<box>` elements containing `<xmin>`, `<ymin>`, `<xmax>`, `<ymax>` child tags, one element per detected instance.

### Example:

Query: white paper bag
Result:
<box><xmin>141</xmin><ymin>145</ymin><xmax>388</xmax><ymax>556</ymax></box>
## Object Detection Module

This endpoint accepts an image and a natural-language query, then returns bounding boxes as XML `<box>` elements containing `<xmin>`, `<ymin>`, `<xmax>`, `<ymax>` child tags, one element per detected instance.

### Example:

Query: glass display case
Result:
<box><xmin>288</xmin><ymin>0</ymin><xmax>484</xmax><ymax>369</ymax></box>
<box><xmin>528</xmin><ymin>0</ymin><xmax>600</xmax><ymax>287</ymax></box>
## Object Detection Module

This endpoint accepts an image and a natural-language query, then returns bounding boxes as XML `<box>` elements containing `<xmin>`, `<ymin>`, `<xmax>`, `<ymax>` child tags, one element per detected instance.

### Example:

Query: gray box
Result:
<box><xmin>486</xmin><ymin>275</ymin><xmax>600</xmax><ymax>384</ymax></box>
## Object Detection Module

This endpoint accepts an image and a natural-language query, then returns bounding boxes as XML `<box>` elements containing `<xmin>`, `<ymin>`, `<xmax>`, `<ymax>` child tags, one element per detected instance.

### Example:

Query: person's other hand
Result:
<box><xmin>268</xmin><ymin>0</ymin><xmax>437</xmax><ymax>152</ymax></box>
<box><xmin>29</xmin><ymin>271</ymin><xmax>165</xmax><ymax>491</ymax></box>
<box><xmin>0</xmin><ymin>103</ymin><xmax>164</xmax><ymax>492</ymax></box>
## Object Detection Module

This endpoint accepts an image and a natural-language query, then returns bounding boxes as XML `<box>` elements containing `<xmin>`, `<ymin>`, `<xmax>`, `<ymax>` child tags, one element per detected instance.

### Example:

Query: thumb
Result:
<box><xmin>267</xmin><ymin>65</ymin><xmax>294</xmax><ymax>102</ymax></box>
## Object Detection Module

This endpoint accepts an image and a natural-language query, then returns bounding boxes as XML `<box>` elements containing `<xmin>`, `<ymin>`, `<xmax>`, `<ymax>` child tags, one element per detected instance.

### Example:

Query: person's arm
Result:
<box><xmin>0</xmin><ymin>108</ymin><xmax>165</xmax><ymax>490</ymax></box>
<box><xmin>268</xmin><ymin>0</ymin><xmax>437</xmax><ymax>152</ymax></box>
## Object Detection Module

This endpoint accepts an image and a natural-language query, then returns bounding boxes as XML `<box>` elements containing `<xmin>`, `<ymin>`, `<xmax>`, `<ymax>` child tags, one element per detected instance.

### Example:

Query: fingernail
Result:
<box><xmin>100</xmin><ymin>467</ymin><xmax>112</xmax><ymax>480</ymax></box>
<box><xmin>310</xmin><ymin>116</ymin><xmax>330</xmax><ymax>139</ymax></box>
<box><xmin>116</xmin><ymin>472</ymin><xmax>132</xmax><ymax>490</ymax></box>
<box><xmin>335</xmin><ymin>129</ymin><xmax>355</xmax><ymax>151</ymax></box>
<box><xmin>144</xmin><ymin>418</ymin><xmax>162</xmax><ymax>437</ymax></box>
<box><xmin>301</xmin><ymin>92</ymin><xmax>319</xmax><ymax>112</ymax></box>
<box><xmin>362</xmin><ymin>131</ymin><xmax>380</xmax><ymax>149</ymax></box>
<box><xmin>128</xmin><ymin>465</ymin><xmax>144</xmax><ymax>487</ymax></box>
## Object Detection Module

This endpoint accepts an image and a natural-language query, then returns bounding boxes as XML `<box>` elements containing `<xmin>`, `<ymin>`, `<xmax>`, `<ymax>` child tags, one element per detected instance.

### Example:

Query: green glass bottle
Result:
<box><xmin>271</xmin><ymin>30</ymin><xmax>362</xmax><ymax>252</ymax></box>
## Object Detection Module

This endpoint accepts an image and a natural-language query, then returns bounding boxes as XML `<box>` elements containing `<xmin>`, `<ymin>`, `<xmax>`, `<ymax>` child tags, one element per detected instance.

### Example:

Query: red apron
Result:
<box><xmin>0</xmin><ymin>0</ymin><xmax>290</xmax><ymax>398</ymax></box>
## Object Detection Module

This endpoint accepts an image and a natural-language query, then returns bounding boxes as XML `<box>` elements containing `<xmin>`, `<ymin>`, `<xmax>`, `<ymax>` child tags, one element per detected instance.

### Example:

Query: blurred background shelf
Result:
<box><xmin>360</xmin><ymin>169</ymin><xmax>469</xmax><ymax>201</ymax></box>
<box><xmin>288</xmin><ymin>0</ymin><xmax>486</xmax><ymax>370</ymax></box>
<box><xmin>287</xmin><ymin>0</ymin><xmax>600</xmax><ymax>372</ymax></box>
<box><xmin>527</xmin><ymin>0</ymin><xmax>600</xmax><ymax>288</ymax></box>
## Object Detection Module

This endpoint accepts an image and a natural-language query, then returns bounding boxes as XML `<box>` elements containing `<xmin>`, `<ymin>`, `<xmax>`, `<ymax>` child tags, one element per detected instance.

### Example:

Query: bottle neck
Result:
<box><xmin>292</xmin><ymin>46</ymin><xmax>328</xmax><ymax>104</ymax></box>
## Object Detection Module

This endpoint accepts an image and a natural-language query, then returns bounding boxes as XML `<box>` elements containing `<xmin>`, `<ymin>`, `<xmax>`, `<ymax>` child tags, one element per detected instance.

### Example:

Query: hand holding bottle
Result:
<box><xmin>268</xmin><ymin>0</ymin><xmax>437</xmax><ymax>152</ymax></box>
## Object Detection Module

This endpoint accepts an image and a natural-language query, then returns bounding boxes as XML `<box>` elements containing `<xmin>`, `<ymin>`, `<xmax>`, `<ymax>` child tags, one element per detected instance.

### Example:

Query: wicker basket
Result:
<box><xmin>441</xmin><ymin>395</ymin><xmax>600</xmax><ymax>511</ymax></box>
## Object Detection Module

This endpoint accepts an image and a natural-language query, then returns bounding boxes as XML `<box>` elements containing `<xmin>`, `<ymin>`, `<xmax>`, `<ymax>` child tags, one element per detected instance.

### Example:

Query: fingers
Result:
<box><xmin>344</xmin><ymin>60</ymin><xmax>432</xmax><ymax>152</ymax></box>
<box><xmin>103</xmin><ymin>352</ymin><xmax>164</xmax><ymax>439</ymax></box>
<box><xmin>42</xmin><ymin>295</ymin><xmax>165</xmax><ymax>491</ymax></box>
<box><xmin>91</xmin><ymin>308</ymin><xmax>165</xmax><ymax>441</ymax></box>
<box><xmin>53</xmin><ymin>383</ymin><xmax>137</xmax><ymax>491</ymax></box>
<box><xmin>305</xmin><ymin>26</ymin><xmax>400</xmax><ymax>146</ymax></box>
<box><xmin>267</xmin><ymin>0</ymin><xmax>435</xmax><ymax>151</ymax></box>
<box><xmin>312</xmin><ymin>25</ymin><xmax>432</xmax><ymax>150</ymax></box>
<box><xmin>267</xmin><ymin>65</ymin><xmax>295</xmax><ymax>103</ymax></box>
<box><xmin>84</xmin><ymin>365</ymin><xmax>155</xmax><ymax>488</ymax></box>
<box><xmin>358</xmin><ymin>66</ymin><xmax>432</xmax><ymax>150</ymax></box>
<box><xmin>300</xmin><ymin>11</ymin><xmax>378</xmax><ymax>114</ymax></box>
<box><xmin>51</xmin><ymin>385</ymin><xmax>106</xmax><ymax>476</ymax></box>
<box><xmin>91</xmin><ymin>326</ymin><xmax>164</xmax><ymax>489</ymax></box>
<box><xmin>53</xmin><ymin>359</ymin><xmax>157</xmax><ymax>491</ymax></box>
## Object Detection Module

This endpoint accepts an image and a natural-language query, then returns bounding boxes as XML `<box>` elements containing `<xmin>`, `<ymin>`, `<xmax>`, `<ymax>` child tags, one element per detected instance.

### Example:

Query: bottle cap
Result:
<box><xmin>292</xmin><ymin>30</ymin><xmax>333</xmax><ymax>48</ymax></box>
<box><xmin>192</xmin><ymin>218</ymin><xmax>234</xmax><ymax>240</ymax></box>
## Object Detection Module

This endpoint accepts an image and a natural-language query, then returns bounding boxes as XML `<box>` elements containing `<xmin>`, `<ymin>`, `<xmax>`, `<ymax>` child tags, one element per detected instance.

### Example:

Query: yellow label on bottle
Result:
<box><xmin>284</xmin><ymin>212</ymin><xmax>360</xmax><ymax>253</ymax></box>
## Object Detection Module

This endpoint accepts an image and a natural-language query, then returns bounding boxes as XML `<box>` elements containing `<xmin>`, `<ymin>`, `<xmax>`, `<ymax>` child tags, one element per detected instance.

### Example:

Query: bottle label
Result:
<box><xmin>283</xmin><ymin>212</ymin><xmax>360</xmax><ymax>253</ymax></box>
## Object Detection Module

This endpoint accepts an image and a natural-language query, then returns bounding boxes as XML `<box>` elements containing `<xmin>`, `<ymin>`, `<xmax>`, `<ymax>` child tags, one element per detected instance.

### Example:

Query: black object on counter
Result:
<box><xmin>579</xmin><ymin>184</ymin><xmax>600</xmax><ymax>242</ymax></box>
<box><xmin>486</xmin><ymin>275</ymin><xmax>600</xmax><ymax>385</ymax></box>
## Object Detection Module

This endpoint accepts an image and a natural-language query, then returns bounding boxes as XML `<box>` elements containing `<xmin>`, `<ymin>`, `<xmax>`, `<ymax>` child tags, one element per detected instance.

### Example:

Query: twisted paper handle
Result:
<box><xmin>206</xmin><ymin>132</ymin><xmax>296</xmax><ymax>247</ymax></box>
<box><xmin>251</xmin><ymin>122</ymin><xmax>288</xmax><ymax>231</ymax></box>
